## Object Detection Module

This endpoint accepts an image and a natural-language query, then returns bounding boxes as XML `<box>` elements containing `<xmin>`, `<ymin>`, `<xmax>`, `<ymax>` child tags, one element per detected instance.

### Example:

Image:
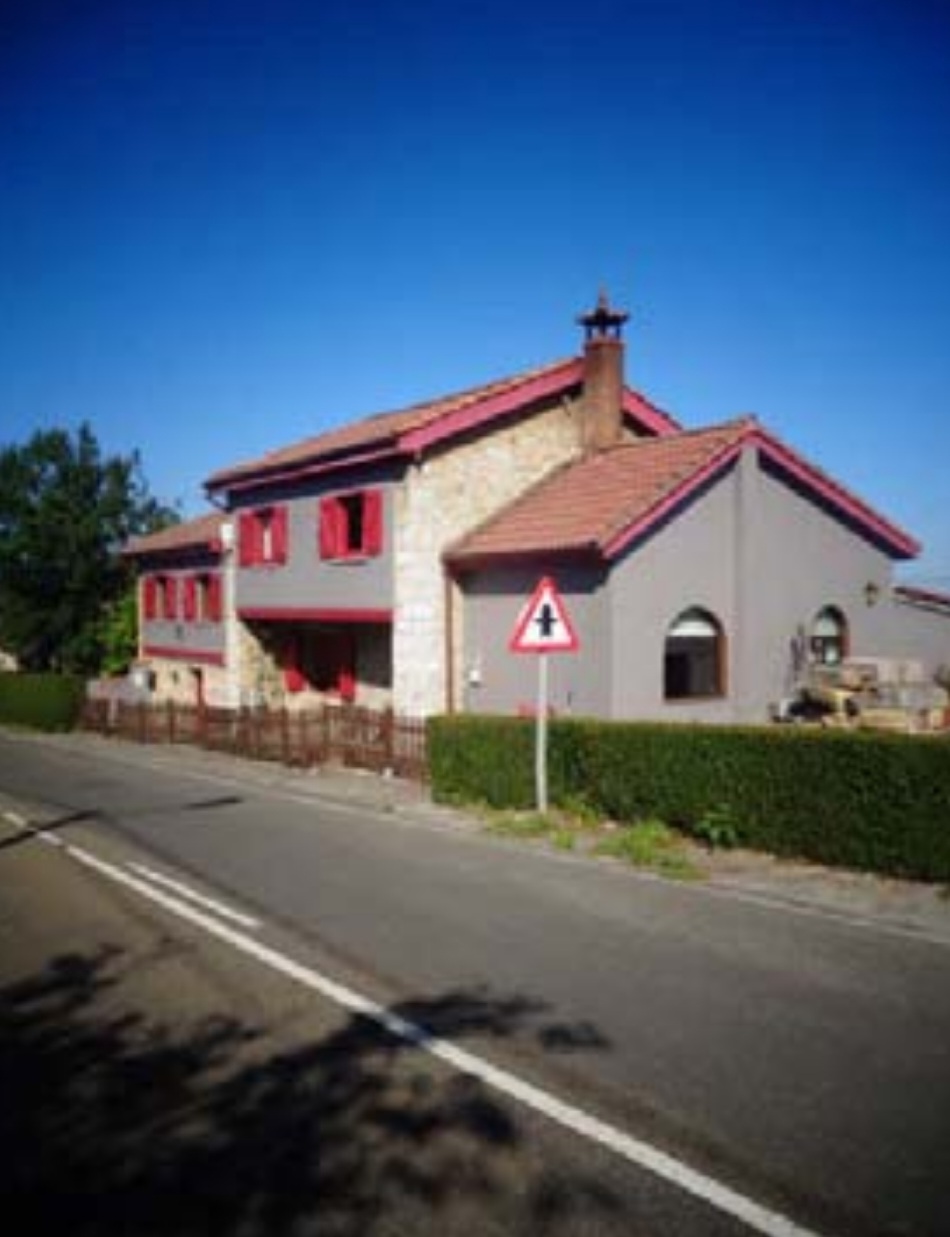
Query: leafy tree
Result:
<box><xmin>96</xmin><ymin>585</ymin><xmax>140</xmax><ymax>676</ymax></box>
<box><xmin>0</xmin><ymin>423</ymin><xmax>176</xmax><ymax>674</ymax></box>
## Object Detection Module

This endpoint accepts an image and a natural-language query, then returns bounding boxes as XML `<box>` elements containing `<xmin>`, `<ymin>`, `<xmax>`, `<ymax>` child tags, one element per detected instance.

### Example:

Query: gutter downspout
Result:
<box><xmin>443</xmin><ymin>567</ymin><xmax>456</xmax><ymax>714</ymax></box>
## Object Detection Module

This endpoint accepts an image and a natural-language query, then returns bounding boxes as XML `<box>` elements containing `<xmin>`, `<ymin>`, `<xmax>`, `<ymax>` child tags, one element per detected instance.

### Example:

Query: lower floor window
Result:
<box><xmin>810</xmin><ymin>606</ymin><xmax>848</xmax><ymax>666</ymax></box>
<box><xmin>282</xmin><ymin>629</ymin><xmax>356</xmax><ymax>701</ymax></box>
<box><xmin>664</xmin><ymin>608</ymin><xmax>725</xmax><ymax>700</ymax></box>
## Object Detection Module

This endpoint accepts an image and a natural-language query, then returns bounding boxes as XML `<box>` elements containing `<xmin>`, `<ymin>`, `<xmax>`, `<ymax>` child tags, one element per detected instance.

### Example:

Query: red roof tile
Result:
<box><xmin>204</xmin><ymin>357</ymin><xmax>679</xmax><ymax>491</ymax></box>
<box><xmin>125</xmin><ymin>511</ymin><xmax>225</xmax><ymax>558</ymax></box>
<box><xmin>446</xmin><ymin>420</ymin><xmax>753</xmax><ymax>563</ymax></box>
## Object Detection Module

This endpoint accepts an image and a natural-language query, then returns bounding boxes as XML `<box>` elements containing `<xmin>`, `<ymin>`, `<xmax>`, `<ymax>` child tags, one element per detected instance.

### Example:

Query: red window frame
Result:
<box><xmin>318</xmin><ymin>489</ymin><xmax>383</xmax><ymax>560</ymax></box>
<box><xmin>238</xmin><ymin>505</ymin><xmax>289</xmax><ymax>567</ymax></box>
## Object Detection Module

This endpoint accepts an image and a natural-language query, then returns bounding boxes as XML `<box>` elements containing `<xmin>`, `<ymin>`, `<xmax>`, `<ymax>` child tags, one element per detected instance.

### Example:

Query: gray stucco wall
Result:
<box><xmin>870</xmin><ymin>597</ymin><xmax>950</xmax><ymax>677</ymax></box>
<box><xmin>741</xmin><ymin>456</ymin><xmax>912</xmax><ymax>713</ymax></box>
<box><xmin>458</xmin><ymin>562</ymin><xmax>609</xmax><ymax>717</ymax></box>
<box><xmin>234</xmin><ymin>469</ymin><xmax>397</xmax><ymax>615</ymax></box>
<box><xmin>142</xmin><ymin>613</ymin><xmax>226</xmax><ymax>659</ymax></box>
<box><xmin>608</xmin><ymin>464</ymin><xmax>740</xmax><ymax>722</ymax></box>
<box><xmin>458</xmin><ymin>445</ymin><xmax>932</xmax><ymax>724</ymax></box>
<box><xmin>141</xmin><ymin>564</ymin><xmax>227</xmax><ymax>662</ymax></box>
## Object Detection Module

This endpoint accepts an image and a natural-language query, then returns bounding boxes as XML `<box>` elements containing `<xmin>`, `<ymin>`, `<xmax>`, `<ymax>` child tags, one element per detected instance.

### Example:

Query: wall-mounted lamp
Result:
<box><xmin>864</xmin><ymin>581</ymin><xmax>881</xmax><ymax>607</ymax></box>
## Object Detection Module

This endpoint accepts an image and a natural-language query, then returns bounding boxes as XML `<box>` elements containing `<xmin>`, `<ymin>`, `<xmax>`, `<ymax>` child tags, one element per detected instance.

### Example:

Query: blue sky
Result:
<box><xmin>2</xmin><ymin>0</ymin><xmax>948</xmax><ymax>581</ymax></box>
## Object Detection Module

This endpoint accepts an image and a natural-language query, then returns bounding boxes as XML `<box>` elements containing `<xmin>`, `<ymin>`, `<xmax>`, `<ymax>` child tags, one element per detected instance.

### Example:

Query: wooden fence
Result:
<box><xmin>80</xmin><ymin>699</ymin><xmax>428</xmax><ymax>782</ymax></box>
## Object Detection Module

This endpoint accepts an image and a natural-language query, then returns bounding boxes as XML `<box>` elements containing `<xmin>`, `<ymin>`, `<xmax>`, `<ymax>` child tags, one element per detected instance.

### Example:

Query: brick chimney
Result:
<box><xmin>577</xmin><ymin>290</ymin><xmax>629</xmax><ymax>453</ymax></box>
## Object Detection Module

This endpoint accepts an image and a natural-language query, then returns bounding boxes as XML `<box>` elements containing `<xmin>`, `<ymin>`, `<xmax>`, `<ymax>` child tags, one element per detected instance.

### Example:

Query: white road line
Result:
<box><xmin>128</xmin><ymin>862</ymin><xmax>260</xmax><ymax>929</ymax></box>
<box><xmin>54</xmin><ymin>739</ymin><xmax>950</xmax><ymax>951</ymax></box>
<box><xmin>62</xmin><ymin>837</ymin><xmax>826</xmax><ymax>1237</ymax></box>
<box><xmin>3</xmin><ymin>808</ymin><xmax>65</xmax><ymax>846</ymax></box>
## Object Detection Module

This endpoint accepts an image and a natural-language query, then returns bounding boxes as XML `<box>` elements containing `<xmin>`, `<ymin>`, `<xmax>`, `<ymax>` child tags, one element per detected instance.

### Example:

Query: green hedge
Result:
<box><xmin>428</xmin><ymin>715</ymin><xmax>950</xmax><ymax>881</ymax></box>
<box><xmin>0</xmin><ymin>673</ymin><xmax>86</xmax><ymax>731</ymax></box>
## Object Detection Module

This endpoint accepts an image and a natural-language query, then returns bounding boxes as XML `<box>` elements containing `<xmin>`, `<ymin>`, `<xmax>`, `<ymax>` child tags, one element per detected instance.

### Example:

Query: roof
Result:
<box><xmin>895</xmin><ymin>584</ymin><xmax>950</xmax><ymax>615</ymax></box>
<box><xmin>446</xmin><ymin>418</ymin><xmax>920</xmax><ymax>566</ymax></box>
<box><xmin>124</xmin><ymin>511</ymin><xmax>226</xmax><ymax>559</ymax></box>
<box><xmin>446</xmin><ymin>419</ymin><xmax>752</xmax><ymax>564</ymax></box>
<box><xmin>205</xmin><ymin>357</ymin><xmax>680</xmax><ymax>493</ymax></box>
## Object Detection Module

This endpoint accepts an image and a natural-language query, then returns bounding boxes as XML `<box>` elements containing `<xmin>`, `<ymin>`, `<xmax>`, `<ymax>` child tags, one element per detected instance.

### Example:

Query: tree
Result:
<box><xmin>0</xmin><ymin>423</ymin><xmax>177</xmax><ymax>674</ymax></box>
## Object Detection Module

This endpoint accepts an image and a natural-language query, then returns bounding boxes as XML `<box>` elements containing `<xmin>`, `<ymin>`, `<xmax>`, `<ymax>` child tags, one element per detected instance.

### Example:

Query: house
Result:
<box><xmin>124</xmin><ymin>512</ymin><xmax>232</xmax><ymax>708</ymax></box>
<box><xmin>126</xmin><ymin>295</ymin><xmax>950</xmax><ymax>722</ymax></box>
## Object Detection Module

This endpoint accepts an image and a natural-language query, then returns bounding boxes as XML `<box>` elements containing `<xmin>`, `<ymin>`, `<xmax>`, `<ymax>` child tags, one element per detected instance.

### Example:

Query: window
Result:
<box><xmin>810</xmin><ymin>606</ymin><xmax>847</xmax><ymax>665</ymax></box>
<box><xmin>663</xmin><ymin>607</ymin><xmax>726</xmax><ymax>700</ymax></box>
<box><xmin>281</xmin><ymin>630</ymin><xmax>356</xmax><ymax>700</ymax></box>
<box><xmin>182</xmin><ymin>573</ymin><xmax>223</xmax><ymax>623</ymax></box>
<box><xmin>145</xmin><ymin>574</ymin><xmax>179</xmax><ymax>621</ymax></box>
<box><xmin>319</xmin><ymin>490</ymin><xmax>383</xmax><ymax>559</ymax></box>
<box><xmin>238</xmin><ymin>506</ymin><xmax>289</xmax><ymax>567</ymax></box>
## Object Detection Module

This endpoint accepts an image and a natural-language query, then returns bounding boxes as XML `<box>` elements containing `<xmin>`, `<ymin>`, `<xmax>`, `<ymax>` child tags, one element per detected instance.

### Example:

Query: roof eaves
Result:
<box><xmin>751</xmin><ymin>428</ymin><xmax>920</xmax><ymax>560</ymax></box>
<box><xmin>894</xmin><ymin>584</ymin><xmax>950</xmax><ymax>613</ymax></box>
<box><xmin>207</xmin><ymin>443</ymin><xmax>402</xmax><ymax>498</ymax></box>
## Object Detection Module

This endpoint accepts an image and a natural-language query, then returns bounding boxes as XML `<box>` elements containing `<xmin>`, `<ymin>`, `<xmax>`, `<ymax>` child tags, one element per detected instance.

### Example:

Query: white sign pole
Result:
<box><xmin>536</xmin><ymin>652</ymin><xmax>549</xmax><ymax>814</ymax></box>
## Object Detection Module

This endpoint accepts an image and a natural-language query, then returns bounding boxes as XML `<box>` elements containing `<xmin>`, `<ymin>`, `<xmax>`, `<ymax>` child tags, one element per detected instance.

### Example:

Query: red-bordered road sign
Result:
<box><xmin>509</xmin><ymin>577</ymin><xmax>580</xmax><ymax>653</ymax></box>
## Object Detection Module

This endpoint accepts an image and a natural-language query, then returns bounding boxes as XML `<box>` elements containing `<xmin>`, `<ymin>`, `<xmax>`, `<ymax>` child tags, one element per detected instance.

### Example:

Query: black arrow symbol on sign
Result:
<box><xmin>535</xmin><ymin>602</ymin><xmax>557</xmax><ymax>638</ymax></box>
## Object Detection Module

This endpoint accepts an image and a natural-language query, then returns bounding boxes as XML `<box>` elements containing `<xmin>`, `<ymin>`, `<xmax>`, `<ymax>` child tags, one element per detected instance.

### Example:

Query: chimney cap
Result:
<box><xmin>577</xmin><ymin>289</ymin><xmax>629</xmax><ymax>341</ymax></box>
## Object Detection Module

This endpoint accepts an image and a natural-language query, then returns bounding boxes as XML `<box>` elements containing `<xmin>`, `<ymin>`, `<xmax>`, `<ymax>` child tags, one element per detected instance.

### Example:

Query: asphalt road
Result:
<box><xmin>1</xmin><ymin>728</ymin><xmax>949</xmax><ymax>1237</ymax></box>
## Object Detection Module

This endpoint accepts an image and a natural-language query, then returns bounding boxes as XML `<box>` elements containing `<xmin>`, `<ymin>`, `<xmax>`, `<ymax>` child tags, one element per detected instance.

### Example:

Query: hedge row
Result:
<box><xmin>0</xmin><ymin>673</ymin><xmax>86</xmax><ymax>731</ymax></box>
<box><xmin>427</xmin><ymin>715</ymin><xmax>950</xmax><ymax>882</ymax></box>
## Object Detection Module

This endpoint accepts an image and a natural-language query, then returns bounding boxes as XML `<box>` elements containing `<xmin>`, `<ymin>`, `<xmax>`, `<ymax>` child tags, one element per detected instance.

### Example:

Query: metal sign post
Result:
<box><xmin>509</xmin><ymin>577</ymin><xmax>579</xmax><ymax>815</ymax></box>
<box><xmin>536</xmin><ymin>652</ymin><xmax>549</xmax><ymax>813</ymax></box>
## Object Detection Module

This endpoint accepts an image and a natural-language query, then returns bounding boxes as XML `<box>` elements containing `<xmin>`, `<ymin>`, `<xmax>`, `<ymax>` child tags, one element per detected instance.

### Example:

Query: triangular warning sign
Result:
<box><xmin>509</xmin><ymin>577</ymin><xmax>580</xmax><ymax>653</ymax></box>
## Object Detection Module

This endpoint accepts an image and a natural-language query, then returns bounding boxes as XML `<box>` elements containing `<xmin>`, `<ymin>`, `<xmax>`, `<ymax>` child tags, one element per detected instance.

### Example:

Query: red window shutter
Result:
<box><xmin>338</xmin><ymin>633</ymin><xmax>356</xmax><ymax>702</ymax></box>
<box><xmin>282</xmin><ymin>635</ymin><xmax>306</xmax><ymax>693</ymax></box>
<box><xmin>273</xmin><ymin>506</ymin><xmax>289</xmax><ymax>564</ymax></box>
<box><xmin>363</xmin><ymin>489</ymin><xmax>383</xmax><ymax>556</ymax></box>
<box><xmin>238</xmin><ymin>512</ymin><xmax>256</xmax><ymax>566</ymax></box>
<box><xmin>143</xmin><ymin>576</ymin><xmax>157</xmax><ymax>620</ymax></box>
<box><xmin>319</xmin><ymin>497</ymin><xmax>341</xmax><ymax>559</ymax></box>
<box><xmin>183</xmin><ymin>576</ymin><xmax>197</xmax><ymax>622</ymax></box>
<box><xmin>207</xmin><ymin>573</ymin><xmax>223</xmax><ymax>622</ymax></box>
<box><xmin>164</xmin><ymin>577</ymin><xmax>179</xmax><ymax>619</ymax></box>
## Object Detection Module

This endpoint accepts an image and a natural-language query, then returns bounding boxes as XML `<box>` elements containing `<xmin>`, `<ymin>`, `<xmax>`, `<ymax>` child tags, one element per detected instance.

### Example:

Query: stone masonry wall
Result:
<box><xmin>392</xmin><ymin>395</ymin><xmax>583</xmax><ymax>716</ymax></box>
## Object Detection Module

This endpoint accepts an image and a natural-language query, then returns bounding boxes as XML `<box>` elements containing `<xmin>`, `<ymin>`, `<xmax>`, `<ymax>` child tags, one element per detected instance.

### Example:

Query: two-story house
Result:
<box><xmin>125</xmin><ymin>512</ymin><xmax>232</xmax><ymax>708</ymax></box>
<box><xmin>127</xmin><ymin>295</ymin><xmax>950</xmax><ymax>722</ymax></box>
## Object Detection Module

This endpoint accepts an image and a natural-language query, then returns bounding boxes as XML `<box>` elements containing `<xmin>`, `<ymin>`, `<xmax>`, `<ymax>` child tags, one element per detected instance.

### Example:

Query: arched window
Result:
<box><xmin>810</xmin><ymin>606</ymin><xmax>848</xmax><ymax>666</ymax></box>
<box><xmin>663</xmin><ymin>607</ymin><xmax>726</xmax><ymax>700</ymax></box>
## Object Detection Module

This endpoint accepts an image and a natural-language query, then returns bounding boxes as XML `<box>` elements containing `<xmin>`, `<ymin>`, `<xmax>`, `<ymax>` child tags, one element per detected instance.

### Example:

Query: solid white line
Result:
<box><xmin>128</xmin><ymin>862</ymin><xmax>260</xmax><ymax>929</ymax></box>
<box><xmin>58</xmin><ymin>738</ymin><xmax>950</xmax><ymax>951</ymax></box>
<box><xmin>63</xmin><ymin>837</ymin><xmax>827</xmax><ymax>1237</ymax></box>
<box><xmin>3</xmin><ymin>808</ymin><xmax>64</xmax><ymax>846</ymax></box>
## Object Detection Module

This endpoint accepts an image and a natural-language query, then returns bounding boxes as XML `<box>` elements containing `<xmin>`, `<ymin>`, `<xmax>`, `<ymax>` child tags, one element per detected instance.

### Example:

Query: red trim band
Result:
<box><xmin>603</xmin><ymin>442</ymin><xmax>745</xmax><ymax>560</ymax></box>
<box><xmin>749</xmin><ymin>430</ymin><xmax>919</xmax><ymax>559</ymax></box>
<box><xmin>209</xmin><ymin>446</ymin><xmax>399</xmax><ymax>495</ymax></box>
<box><xmin>238</xmin><ymin>606</ymin><xmax>393</xmax><ymax>624</ymax></box>
<box><xmin>142</xmin><ymin>645</ymin><xmax>226</xmax><ymax>666</ymax></box>
<box><xmin>604</xmin><ymin>428</ymin><xmax>919</xmax><ymax>562</ymax></box>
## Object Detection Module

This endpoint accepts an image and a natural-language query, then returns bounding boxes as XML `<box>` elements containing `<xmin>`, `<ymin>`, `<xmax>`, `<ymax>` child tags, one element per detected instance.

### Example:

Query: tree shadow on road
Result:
<box><xmin>0</xmin><ymin>944</ymin><xmax>628</xmax><ymax>1236</ymax></box>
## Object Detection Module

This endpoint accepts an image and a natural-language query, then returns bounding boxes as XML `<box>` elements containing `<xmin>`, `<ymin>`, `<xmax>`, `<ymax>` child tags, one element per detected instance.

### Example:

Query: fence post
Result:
<box><xmin>280</xmin><ymin>707</ymin><xmax>290</xmax><ymax>765</ymax></box>
<box><xmin>382</xmin><ymin>707</ymin><xmax>395</xmax><ymax>774</ymax></box>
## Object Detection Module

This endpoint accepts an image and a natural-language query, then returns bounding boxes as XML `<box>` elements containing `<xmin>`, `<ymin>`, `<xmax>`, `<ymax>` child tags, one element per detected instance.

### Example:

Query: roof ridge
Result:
<box><xmin>606</xmin><ymin>414</ymin><xmax>755</xmax><ymax>451</ymax></box>
<box><xmin>206</xmin><ymin>355</ymin><xmax>579</xmax><ymax>489</ymax></box>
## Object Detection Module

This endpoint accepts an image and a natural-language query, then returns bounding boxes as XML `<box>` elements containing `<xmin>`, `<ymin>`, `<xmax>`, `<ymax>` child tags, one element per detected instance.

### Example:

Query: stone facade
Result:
<box><xmin>392</xmin><ymin>393</ymin><xmax>587</xmax><ymax>715</ymax></box>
